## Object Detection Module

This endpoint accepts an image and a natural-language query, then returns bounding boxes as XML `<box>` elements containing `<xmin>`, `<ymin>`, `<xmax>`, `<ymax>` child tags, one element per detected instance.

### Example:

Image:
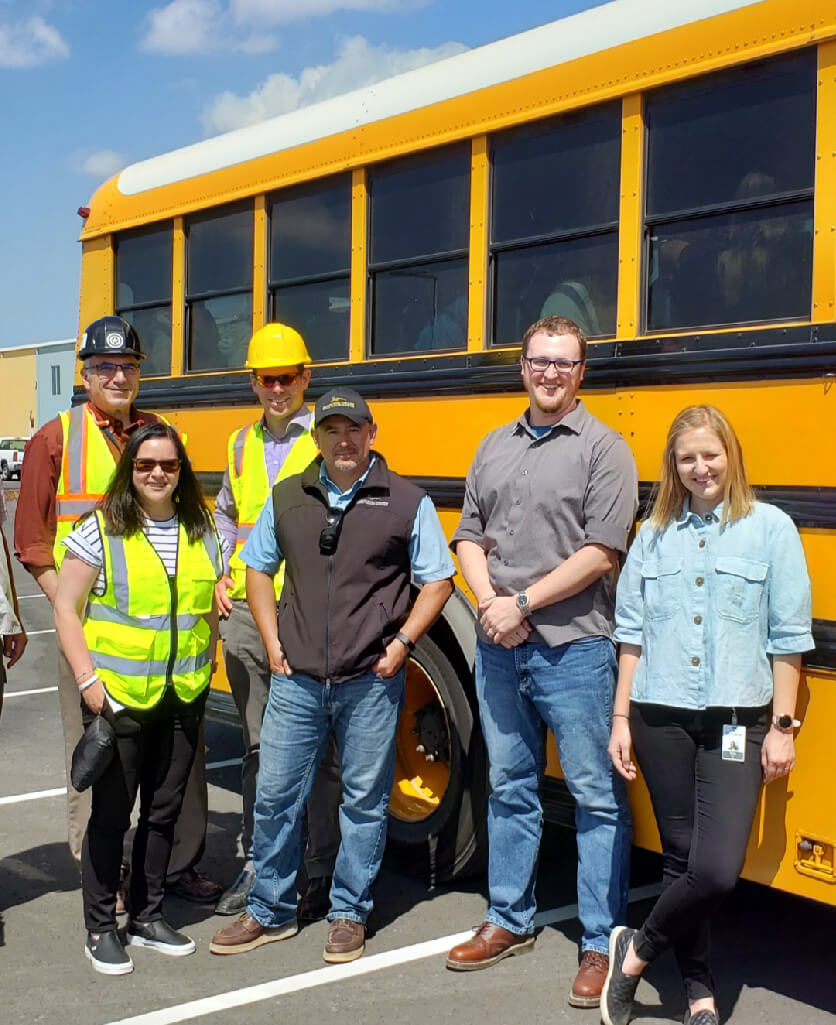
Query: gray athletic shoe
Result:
<box><xmin>684</xmin><ymin>1011</ymin><xmax>719</xmax><ymax>1025</ymax></box>
<box><xmin>601</xmin><ymin>926</ymin><xmax>641</xmax><ymax>1025</ymax></box>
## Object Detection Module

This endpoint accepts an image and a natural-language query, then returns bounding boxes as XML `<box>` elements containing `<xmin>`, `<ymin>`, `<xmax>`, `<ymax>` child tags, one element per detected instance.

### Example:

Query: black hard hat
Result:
<box><xmin>77</xmin><ymin>316</ymin><xmax>145</xmax><ymax>360</ymax></box>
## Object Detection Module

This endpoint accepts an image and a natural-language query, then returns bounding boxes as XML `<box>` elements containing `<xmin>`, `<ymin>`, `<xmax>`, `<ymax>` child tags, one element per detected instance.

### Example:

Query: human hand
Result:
<box><xmin>608</xmin><ymin>717</ymin><xmax>637</xmax><ymax>781</ymax></box>
<box><xmin>372</xmin><ymin>639</ymin><xmax>408</xmax><ymax>678</ymax></box>
<box><xmin>2</xmin><ymin>630</ymin><xmax>27</xmax><ymax>668</ymax></box>
<box><xmin>762</xmin><ymin>727</ymin><xmax>795</xmax><ymax>784</ymax></box>
<box><xmin>480</xmin><ymin>596</ymin><xmax>525</xmax><ymax>644</ymax></box>
<box><xmin>499</xmin><ymin>623</ymin><xmax>532</xmax><ymax>648</ymax></box>
<box><xmin>266</xmin><ymin>637</ymin><xmax>292</xmax><ymax>677</ymax></box>
<box><xmin>215</xmin><ymin>575</ymin><xmax>234</xmax><ymax>618</ymax></box>
<box><xmin>81</xmin><ymin>678</ymin><xmax>108</xmax><ymax>716</ymax></box>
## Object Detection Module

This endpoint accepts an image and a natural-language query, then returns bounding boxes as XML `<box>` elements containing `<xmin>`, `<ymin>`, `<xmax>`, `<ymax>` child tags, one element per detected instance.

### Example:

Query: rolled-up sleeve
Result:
<box><xmin>450</xmin><ymin>460</ymin><xmax>486</xmax><ymax>552</ymax></box>
<box><xmin>584</xmin><ymin>434</ymin><xmax>638</xmax><ymax>554</ymax></box>
<box><xmin>766</xmin><ymin>517</ymin><xmax>814</xmax><ymax>654</ymax></box>
<box><xmin>240</xmin><ymin>495</ymin><xmax>283</xmax><ymax>576</ymax></box>
<box><xmin>212</xmin><ymin>468</ymin><xmax>239</xmax><ymax>574</ymax></box>
<box><xmin>614</xmin><ymin>529</ymin><xmax>645</xmax><ymax>646</ymax></box>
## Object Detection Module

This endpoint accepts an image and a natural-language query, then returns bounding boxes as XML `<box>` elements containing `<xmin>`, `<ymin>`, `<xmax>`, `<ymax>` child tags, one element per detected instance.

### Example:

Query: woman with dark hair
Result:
<box><xmin>54</xmin><ymin>422</ymin><xmax>223</xmax><ymax>976</ymax></box>
<box><xmin>601</xmin><ymin>405</ymin><xmax>813</xmax><ymax>1025</ymax></box>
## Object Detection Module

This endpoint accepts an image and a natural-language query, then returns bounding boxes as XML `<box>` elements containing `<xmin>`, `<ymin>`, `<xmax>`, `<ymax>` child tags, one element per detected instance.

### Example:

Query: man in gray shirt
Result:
<box><xmin>446</xmin><ymin>315</ymin><xmax>637</xmax><ymax>1009</ymax></box>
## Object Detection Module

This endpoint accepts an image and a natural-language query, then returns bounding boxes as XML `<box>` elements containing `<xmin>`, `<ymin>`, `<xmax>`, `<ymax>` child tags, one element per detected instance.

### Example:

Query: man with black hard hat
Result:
<box><xmin>210</xmin><ymin>387</ymin><xmax>455</xmax><ymax>965</ymax></box>
<box><xmin>15</xmin><ymin>315</ymin><xmax>221</xmax><ymax>905</ymax></box>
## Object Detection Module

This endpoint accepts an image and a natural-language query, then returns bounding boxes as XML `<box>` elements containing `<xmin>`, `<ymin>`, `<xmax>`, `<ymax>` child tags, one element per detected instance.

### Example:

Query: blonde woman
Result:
<box><xmin>601</xmin><ymin>406</ymin><xmax>813</xmax><ymax>1025</ymax></box>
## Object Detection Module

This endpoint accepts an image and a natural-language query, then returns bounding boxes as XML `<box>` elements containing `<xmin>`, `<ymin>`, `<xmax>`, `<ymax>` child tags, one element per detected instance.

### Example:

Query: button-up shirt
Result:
<box><xmin>213</xmin><ymin>408</ymin><xmax>313</xmax><ymax>571</ymax></box>
<box><xmin>614</xmin><ymin>500</ymin><xmax>814</xmax><ymax>709</ymax></box>
<box><xmin>452</xmin><ymin>400</ymin><xmax>638</xmax><ymax>647</ymax></box>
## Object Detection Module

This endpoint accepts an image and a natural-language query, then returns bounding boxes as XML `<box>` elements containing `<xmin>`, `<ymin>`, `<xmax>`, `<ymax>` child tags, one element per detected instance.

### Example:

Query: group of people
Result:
<box><xmin>2</xmin><ymin>311</ymin><xmax>810</xmax><ymax>1025</ymax></box>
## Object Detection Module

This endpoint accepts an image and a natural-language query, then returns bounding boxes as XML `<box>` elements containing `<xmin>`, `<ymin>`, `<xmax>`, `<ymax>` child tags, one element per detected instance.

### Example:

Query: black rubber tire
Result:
<box><xmin>385</xmin><ymin>631</ymin><xmax>488</xmax><ymax>884</ymax></box>
<box><xmin>0</xmin><ymin>463</ymin><xmax>10</xmax><ymax>481</ymax></box>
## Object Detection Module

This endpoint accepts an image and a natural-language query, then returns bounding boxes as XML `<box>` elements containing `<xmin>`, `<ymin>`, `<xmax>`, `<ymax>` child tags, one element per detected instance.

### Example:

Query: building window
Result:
<box><xmin>50</xmin><ymin>364</ymin><xmax>61</xmax><ymax>396</ymax></box>
<box><xmin>269</xmin><ymin>175</ymin><xmax>351</xmax><ymax>362</ymax></box>
<box><xmin>490</xmin><ymin>102</ymin><xmax>621</xmax><ymax>345</ymax></box>
<box><xmin>644</xmin><ymin>50</ymin><xmax>816</xmax><ymax>332</ymax></box>
<box><xmin>368</xmin><ymin>144</ymin><xmax>470</xmax><ymax>356</ymax></box>
<box><xmin>186</xmin><ymin>203</ymin><xmax>253</xmax><ymax>372</ymax></box>
<box><xmin>115</xmin><ymin>225</ymin><xmax>173</xmax><ymax>377</ymax></box>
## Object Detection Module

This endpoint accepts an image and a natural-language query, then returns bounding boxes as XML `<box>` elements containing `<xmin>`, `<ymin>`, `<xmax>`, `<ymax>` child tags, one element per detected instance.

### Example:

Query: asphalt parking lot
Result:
<box><xmin>2</xmin><ymin>483</ymin><xmax>835</xmax><ymax>1025</ymax></box>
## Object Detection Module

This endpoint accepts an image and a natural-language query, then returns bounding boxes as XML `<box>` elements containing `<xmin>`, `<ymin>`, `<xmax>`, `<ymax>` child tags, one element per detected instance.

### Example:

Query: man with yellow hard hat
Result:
<box><xmin>214</xmin><ymin>323</ymin><xmax>342</xmax><ymax>917</ymax></box>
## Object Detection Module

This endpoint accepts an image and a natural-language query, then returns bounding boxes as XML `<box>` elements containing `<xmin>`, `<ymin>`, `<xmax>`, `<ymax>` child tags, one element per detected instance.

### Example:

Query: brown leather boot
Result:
<box><xmin>569</xmin><ymin>949</ymin><xmax>610</xmax><ymax>1007</ymax></box>
<box><xmin>446</xmin><ymin>922</ymin><xmax>535</xmax><ymax>971</ymax></box>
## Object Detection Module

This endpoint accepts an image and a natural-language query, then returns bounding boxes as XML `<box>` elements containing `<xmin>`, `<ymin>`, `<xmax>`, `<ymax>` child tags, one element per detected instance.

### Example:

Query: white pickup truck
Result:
<box><xmin>0</xmin><ymin>438</ymin><xmax>26</xmax><ymax>481</ymax></box>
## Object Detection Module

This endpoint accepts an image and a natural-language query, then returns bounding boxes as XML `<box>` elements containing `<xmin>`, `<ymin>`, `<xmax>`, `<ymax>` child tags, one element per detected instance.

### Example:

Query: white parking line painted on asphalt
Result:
<box><xmin>0</xmin><ymin>786</ymin><xmax>67</xmax><ymax>806</ymax></box>
<box><xmin>3</xmin><ymin>686</ymin><xmax>58</xmax><ymax>698</ymax></box>
<box><xmin>206</xmin><ymin>758</ymin><xmax>242</xmax><ymax>771</ymax></box>
<box><xmin>16</xmin><ymin>593</ymin><xmax>48</xmax><ymax>600</ymax></box>
<box><xmin>100</xmin><ymin>883</ymin><xmax>663</xmax><ymax>1025</ymax></box>
<box><xmin>24</xmin><ymin>628</ymin><xmax>56</xmax><ymax>635</ymax></box>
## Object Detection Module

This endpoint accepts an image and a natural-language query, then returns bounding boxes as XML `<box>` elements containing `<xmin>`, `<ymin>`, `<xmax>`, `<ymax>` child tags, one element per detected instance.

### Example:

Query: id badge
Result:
<box><xmin>721</xmin><ymin>723</ymin><xmax>746</xmax><ymax>762</ymax></box>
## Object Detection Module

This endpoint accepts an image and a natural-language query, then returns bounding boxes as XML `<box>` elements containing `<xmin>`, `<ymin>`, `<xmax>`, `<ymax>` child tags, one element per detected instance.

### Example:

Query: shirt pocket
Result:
<box><xmin>640</xmin><ymin>557</ymin><xmax>682</xmax><ymax>622</ymax></box>
<box><xmin>715</xmin><ymin>556</ymin><xmax>768</xmax><ymax>624</ymax></box>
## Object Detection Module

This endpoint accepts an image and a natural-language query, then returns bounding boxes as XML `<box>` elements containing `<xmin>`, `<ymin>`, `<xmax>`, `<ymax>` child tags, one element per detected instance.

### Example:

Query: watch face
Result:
<box><xmin>516</xmin><ymin>593</ymin><xmax>529</xmax><ymax>610</ymax></box>
<box><xmin>778</xmin><ymin>714</ymin><xmax>793</xmax><ymax>729</ymax></box>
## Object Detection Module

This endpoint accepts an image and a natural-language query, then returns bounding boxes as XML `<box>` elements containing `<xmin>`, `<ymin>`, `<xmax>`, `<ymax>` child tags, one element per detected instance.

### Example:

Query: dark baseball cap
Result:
<box><xmin>314</xmin><ymin>388</ymin><xmax>373</xmax><ymax>426</ymax></box>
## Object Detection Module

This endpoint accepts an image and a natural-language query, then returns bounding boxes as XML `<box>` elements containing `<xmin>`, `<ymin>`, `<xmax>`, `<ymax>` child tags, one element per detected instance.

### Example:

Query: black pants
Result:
<box><xmin>81</xmin><ymin>689</ymin><xmax>205</xmax><ymax>933</ymax></box>
<box><xmin>630</xmin><ymin>702</ymin><xmax>769</xmax><ymax>1002</ymax></box>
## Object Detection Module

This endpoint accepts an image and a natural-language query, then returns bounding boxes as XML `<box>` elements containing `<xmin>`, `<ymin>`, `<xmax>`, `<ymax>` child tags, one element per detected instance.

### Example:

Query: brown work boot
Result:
<box><xmin>209</xmin><ymin>913</ymin><xmax>298</xmax><ymax>955</ymax></box>
<box><xmin>322</xmin><ymin>918</ymin><xmax>365</xmax><ymax>963</ymax></box>
<box><xmin>446</xmin><ymin>921</ymin><xmax>535</xmax><ymax>971</ymax></box>
<box><xmin>569</xmin><ymin>949</ymin><xmax>610</xmax><ymax>1007</ymax></box>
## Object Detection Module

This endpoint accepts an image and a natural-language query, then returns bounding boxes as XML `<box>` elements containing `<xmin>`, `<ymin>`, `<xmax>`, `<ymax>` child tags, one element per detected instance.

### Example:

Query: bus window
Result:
<box><xmin>186</xmin><ymin>203</ymin><xmax>253</xmax><ymax>371</ymax></box>
<box><xmin>645</xmin><ymin>51</ymin><xmax>816</xmax><ymax>332</ymax></box>
<box><xmin>491</xmin><ymin>104</ymin><xmax>620</xmax><ymax>344</ymax></box>
<box><xmin>269</xmin><ymin>175</ymin><xmax>351</xmax><ymax>363</ymax></box>
<box><xmin>116</xmin><ymin>225</ymin><xmax>173</xmax><ymax>378</ymax></box>
<box><xmin>368</xmin><ymin>144</ymin><xmax>470</xmax><ymax>356</ymax></box>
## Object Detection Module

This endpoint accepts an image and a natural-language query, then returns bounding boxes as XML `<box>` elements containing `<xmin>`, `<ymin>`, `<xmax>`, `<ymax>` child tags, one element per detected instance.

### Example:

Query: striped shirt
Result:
<box><xmin>64</xmin><ymin>514</ymin><xmax>181</xmax><ymax>595</ymax></box>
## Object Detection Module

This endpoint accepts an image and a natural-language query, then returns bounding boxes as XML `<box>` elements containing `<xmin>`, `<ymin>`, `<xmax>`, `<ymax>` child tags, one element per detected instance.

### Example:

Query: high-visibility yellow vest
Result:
<box><xmin>83</xmin><ymin>511</ymin><xmax>222</xmax><ymax>710</ymax></box>
<box><xmin>53</xmin><ymin>404</ymin><xmax>180</xmax><ymax>569</ymax></box>
<box><xmin>226</xmin><ymin>419</ymin><xmax>317</xmax><ymax>600</ymax></box>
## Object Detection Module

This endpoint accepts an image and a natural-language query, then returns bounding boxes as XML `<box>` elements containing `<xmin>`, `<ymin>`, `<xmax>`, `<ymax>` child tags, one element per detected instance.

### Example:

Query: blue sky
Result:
<box><xmin>0</xmin><ymin>0</ymin><xmax>602</xmax><ymax>349</ymax></box>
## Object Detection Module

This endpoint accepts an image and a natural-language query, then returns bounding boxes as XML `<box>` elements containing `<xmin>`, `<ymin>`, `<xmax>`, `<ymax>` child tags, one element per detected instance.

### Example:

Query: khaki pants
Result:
<box><xmin>220</xmin><ymin>600</ymin><xmax>341</xmax><ymax>878</ymax></box>
<box><xmin>57</xmin><ymin>643</ymin><xmax>208</xmax><ymax>877</ymax></box>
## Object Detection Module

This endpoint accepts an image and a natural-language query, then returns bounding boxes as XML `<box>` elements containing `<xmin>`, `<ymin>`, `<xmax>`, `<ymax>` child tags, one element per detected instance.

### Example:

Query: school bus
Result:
<box><xmin>75</xmin><ymin>0</ymin><xmax>836</xmax><ymax>903</ymax></box>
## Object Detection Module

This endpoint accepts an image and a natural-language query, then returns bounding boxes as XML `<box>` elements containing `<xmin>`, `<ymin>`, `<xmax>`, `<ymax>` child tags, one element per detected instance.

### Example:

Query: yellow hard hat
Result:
<box><xmin>245</xmin><ymin>322</ymin><xmax>311</xmax><ymax>369</ymax></box>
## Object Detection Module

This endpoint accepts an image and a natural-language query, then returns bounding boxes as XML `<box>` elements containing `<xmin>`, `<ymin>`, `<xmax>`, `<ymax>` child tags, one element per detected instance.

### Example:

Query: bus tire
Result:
<box><xmin>385</xmin><ymin>630</ymin><xmax>488</xmax><ymax>884</ymax></box>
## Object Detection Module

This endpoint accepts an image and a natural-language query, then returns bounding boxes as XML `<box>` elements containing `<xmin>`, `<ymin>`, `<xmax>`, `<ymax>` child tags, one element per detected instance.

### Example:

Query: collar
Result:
<box><xmin>513</xmin><ymin>399</ymin><xmax>587</xmax><ymax>439</ymax></box>
<box><xmin>302</xmin><ymin>451</ymin><xmax>389</xmax><ymax>497</ymax></box>
<box><xmin>319</xmin><ymin>453</ymin><xmax>379</xmax><ymax>494</ymax></box>
<box><xmin>87</xmin><ymin>401</ymin><xmax>147</xmax><ymax>435</ymax></box>
<box><xmin>676</xmin><ymin>496</ymin><xmax>726</xmax><ymax>526</ymax></box>
<box><xmin>258</xmin><ymin>406</ymin><xmax>312</xmax><ymax>442</ymax></box>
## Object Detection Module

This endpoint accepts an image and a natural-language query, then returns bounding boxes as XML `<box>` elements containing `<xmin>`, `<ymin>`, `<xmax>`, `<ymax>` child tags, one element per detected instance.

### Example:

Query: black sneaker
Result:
<box><xmin>215</xmin><ymin>864</ymin><xmax>256</xmax><ymax>916</ymax></box>
<box><xmin>85</xmin><ymin>931</ymin><xmax>134</xmax><ymax>976</ymax></box>
<box><xmin>601</xmin><ymin>926</ymin><xmax>641</xmax><ymax>1025</ymax></box>
<box><xmin>127</xmin><ymin>918</ymin><xmax>196</xmax><ymax>956</ymax></box>
<box><xmin>684</xmin><ymin>1012</ymin><xmax>719</xmax><ymax>1025</ymax></box>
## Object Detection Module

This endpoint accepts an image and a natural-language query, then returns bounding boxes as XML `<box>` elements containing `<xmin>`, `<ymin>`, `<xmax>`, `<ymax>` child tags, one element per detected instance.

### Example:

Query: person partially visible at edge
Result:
<box><xmin>13</xmin><ymin>316</ymin><xmax>221</xmax><ymax>905</ymax></box>
<box><xmin>0</xmin><ymin>486</ymin><xmax>27</xmax><ymax>709</ymax></box>
<box><xmin>53</xmin><ymin>423</ymin><xmax>224</xmax><ymax>976</ymax></box>
<box><xmin>446</xmin><ymin>314</ymin><xmax>637</xmax><ymax>1010</ymax></box>
<box><xmin>209</xmin><ymin>387</ymin><xmax>455</xmax><ymax>965</ymax></box>
<box><xmin>601</xmin><ymin>406</ymin><xmax>813</xmax><ymax>1025</ymax></box>
<box><xmin>213</xmin><ymin>323</ymin><xmax>342</xmax><ymax>919</ymax></box>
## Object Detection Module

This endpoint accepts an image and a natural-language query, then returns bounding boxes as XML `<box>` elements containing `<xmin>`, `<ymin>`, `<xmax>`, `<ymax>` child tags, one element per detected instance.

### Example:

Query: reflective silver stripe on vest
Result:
<box><xmin>108</xmin><ymin>533</ymin><xmax>132</xmax><ymax>611</ymax></box>
<box><xmin>94</xmin><ymin>648</ymin><xmax>212</xmax><ymax>678</ymax></box>
<box><xmin>232</xmin><ymin>425</ymin><xmax>250</xmax><ymax>479</ymax></box>
<box><xmin>85</xmin><ymin>604</ymin><xmax>201</xmax><ymax>632</ymax></box>
<box><xmin>202</xmin><ymin>529</ymin><xmax>223</xmax><ymax>577</ymax></box>
<box><xmin>55</xmin><ymin>498</ymin><xmax>97</xmax><ymax>518</ymax></box>
<box><xmin>66</xmin><ymin>405</ymin><xmax>87</xmax><ymax>495</ymax></box>
<box><xmin>235</xmin><ymin>524</ymin><xmax>253</xmax><ymax>544</ymax></box>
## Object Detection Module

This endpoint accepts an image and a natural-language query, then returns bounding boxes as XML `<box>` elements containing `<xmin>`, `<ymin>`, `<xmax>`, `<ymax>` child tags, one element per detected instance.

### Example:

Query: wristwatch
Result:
<box><xmin>771</xmin><ymin>714</ymin><xmax>801</xmax><ymax>733</ymax></box>
<box><xmin>395</xmin><ymin>631</ymin><xmax>415</xmax><ymax>652</ymax></box>
<box><xmin>515</xmin><ymin>591</ymin><xmax>531</xmax><ymax>615</ymax></box>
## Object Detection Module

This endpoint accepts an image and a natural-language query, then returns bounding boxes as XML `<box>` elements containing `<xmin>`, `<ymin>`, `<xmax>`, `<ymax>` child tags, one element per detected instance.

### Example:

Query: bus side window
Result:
<box><xmin>644</xmin><ymin>50</ymin><xmax>816</xmax><ymax>332</ymax></box>
<box><xmin>116</xmin><ymin>225</ymin><xmax>173</xmax><ymax>378</ymax></box>
<box><xmin>490</xmin><ymin>103</ymin><xmax>620</xmax><ymax>345</ymax></box>
<box><xmin>368</xmin><ymin>145</ymin><xmax>470</xmax><ymax>357</ymax></box>
<box><xmin>186</xmin><ymin>203</ymin><xmax>253</xmax><ymax>372</ymax></box>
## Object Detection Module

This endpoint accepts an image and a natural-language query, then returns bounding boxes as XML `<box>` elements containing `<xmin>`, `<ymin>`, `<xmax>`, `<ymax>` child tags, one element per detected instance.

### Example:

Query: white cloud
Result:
<box><xmin>0</xmin><ymin>15</ymin><xmax>69</xmax><ymax>67</ymax></box>
<box><xmin>141</xmin><ymin>0</ymin><xmax>228</xmax><ymax>55</ymax></box>
<box><xmin>75</xmin><ymin>150</ymin><xmax>127</xmax><ymax>180</ymax></box>
<box><xmin>201</xmin><ymin>34</ymin><xmax>466</xmax><ymax>134</ymax></box>
<box><xmin>229</xmin><ymin>0</ymin><xmax>422</xmax><ymax>24</ymax></box>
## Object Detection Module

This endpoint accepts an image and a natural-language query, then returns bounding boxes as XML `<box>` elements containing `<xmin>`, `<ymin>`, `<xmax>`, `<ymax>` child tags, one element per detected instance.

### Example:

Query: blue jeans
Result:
<box><xmin>247</xmin><ymin>668</ymin><xmax>404</xmax><ymax>928</ymax></box>
<box><xmin>475</xmin><ymin>637</ymin><xmax>631</xmax><ymax>953</ymax></box>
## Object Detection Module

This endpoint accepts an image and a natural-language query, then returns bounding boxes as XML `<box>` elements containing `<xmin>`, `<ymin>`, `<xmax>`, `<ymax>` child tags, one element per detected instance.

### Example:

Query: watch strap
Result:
<box><xmin>395</xmin><ymin>631</ymin><xmax>415</xmax><ymax>652</ymax></box>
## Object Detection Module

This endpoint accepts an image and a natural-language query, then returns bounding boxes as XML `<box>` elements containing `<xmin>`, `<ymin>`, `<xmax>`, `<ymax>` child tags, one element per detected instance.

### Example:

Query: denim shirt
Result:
<box><xmin>614</xmin><ymin>500</ymin><xmax>813</xmax><ymax>708</ymax></box>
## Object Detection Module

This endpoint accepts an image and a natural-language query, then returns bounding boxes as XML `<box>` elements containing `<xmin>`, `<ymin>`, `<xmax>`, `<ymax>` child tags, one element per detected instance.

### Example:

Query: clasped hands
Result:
<box><xmin>479</xmin><ymin>594</ymin><xmax>531</xmax><ymax>648</ymax></box>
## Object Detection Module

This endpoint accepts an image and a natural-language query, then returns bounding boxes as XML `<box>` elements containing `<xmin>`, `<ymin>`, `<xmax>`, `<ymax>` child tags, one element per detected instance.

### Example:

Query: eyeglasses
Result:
<box><xmin>133</xmin><ymin>458</ymin><xmax>181</xmax><ymax>475</ymax></box>
<box><xmin>88</xmin><ymin>362</ymin><xmax>140</xmax><ymax>378</ymax></box>
<box><xmin>319</xmin><ymin>509</ymin><xmax>344</xmax><ymax>556</ymax></box>
<box><xmin>524</xmin><ymin>356</ymin><xmax>584</xmax><ymax>374</ymax></box>
<box><xmin>254</xmin><ymin>372</ymin><xmax>299</xmax><ymax>389</ymax></box>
